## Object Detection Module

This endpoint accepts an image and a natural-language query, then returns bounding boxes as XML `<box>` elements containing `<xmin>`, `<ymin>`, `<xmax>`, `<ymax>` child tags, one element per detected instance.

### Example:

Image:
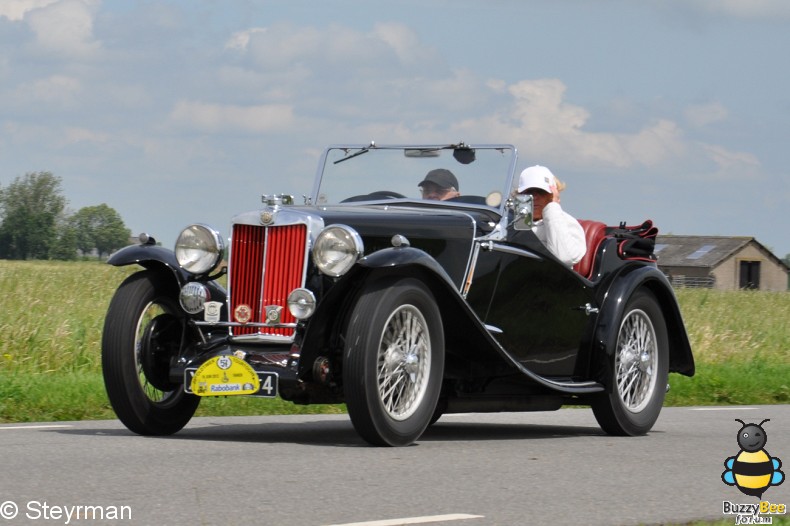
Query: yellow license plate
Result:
<box><xmin>185</xmin><ymin>355</ymin><xmax>262</xmax><ymax>397</ymax></box>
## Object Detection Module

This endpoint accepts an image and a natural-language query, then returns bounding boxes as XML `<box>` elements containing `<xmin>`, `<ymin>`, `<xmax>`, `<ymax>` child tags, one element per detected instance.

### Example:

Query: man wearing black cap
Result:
<box><xmin>418</xmin><ymin>168</ymin><xmax>460</xmax><ymax>201</ymax></box>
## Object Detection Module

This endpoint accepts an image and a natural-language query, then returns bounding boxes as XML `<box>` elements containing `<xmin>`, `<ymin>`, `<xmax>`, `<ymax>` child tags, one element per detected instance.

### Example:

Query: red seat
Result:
<box><xmin>574</xmin><ymin>220</ymin><xmax>608</xmax><ymax>279</ymax></box>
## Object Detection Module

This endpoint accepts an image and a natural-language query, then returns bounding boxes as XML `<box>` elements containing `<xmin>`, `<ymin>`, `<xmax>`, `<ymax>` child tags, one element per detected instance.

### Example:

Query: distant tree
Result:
<box><xmin>0</xmin><ymin>172</ymin><xmax>67</xmax><ymax>259</ymax></box>
<box><xmin>50</xmin><ymin>213</ymin><xmax>79</xmax><ymax>260</ymax></box>
<box><xmin>70</xmin><ymin>204</ymin><xmax>131</xmax><ymax>257</ymax></box>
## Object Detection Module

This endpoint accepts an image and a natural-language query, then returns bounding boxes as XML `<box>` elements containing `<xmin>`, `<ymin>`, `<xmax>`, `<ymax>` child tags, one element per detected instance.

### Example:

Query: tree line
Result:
<box><xmin>2</xmin><ymin>171</ymin><xmax>789</xmax><ymax>275</ymax></box>
<box><xmin>0</xmin><ymin>172</ymin><xmax>131</xmax><ymax>260</ymax></box>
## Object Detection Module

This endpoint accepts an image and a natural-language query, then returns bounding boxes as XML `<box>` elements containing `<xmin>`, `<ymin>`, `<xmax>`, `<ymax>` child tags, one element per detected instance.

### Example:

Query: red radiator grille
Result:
<box><xmin>229</xmin><ymin>223</ymin><xmax>307</xmax><ymax>337</ymax></box>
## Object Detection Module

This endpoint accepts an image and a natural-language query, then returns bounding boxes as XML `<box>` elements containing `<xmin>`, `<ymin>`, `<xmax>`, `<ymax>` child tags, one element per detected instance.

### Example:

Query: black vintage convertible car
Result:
<box><xmin>102</xmin><ymin>142</ymin><xmax>694</xmax><ymax>446</ymax></box>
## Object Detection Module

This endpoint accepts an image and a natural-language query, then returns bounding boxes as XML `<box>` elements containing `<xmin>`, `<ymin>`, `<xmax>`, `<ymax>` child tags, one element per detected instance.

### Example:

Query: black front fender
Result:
<box><xmin>358</xmin><ymin>246</ymin><xmax>459</xmax><ymax>289</ymax></box>
<box><xmin>297</xmin><ymin>246</ymin><xmax>460</xmax><ymax>380</ymax></box>
<box><xmin>107</xmin><ymin>244</ymin><xmax>227</xmax><ymax>303</ymax></box>
<box><xmin>108</xmin><ymin>244</ymin><xmax>189</xmax><ymax>285</ymax></box>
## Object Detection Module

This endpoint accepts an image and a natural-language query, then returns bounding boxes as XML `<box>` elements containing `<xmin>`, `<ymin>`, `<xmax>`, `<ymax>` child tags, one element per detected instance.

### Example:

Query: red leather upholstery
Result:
<box><xmin>574</xmin><ymin>220</ymin><xmax>608</xmax><ymax>279</ymax></box>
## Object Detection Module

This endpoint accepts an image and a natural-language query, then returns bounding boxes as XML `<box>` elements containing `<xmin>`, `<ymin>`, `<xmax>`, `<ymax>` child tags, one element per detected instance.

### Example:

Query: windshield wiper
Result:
<box><xmin>334</xmin><ymin>141</ymin><xmax>376</xmax><ymax>164</ymax></box>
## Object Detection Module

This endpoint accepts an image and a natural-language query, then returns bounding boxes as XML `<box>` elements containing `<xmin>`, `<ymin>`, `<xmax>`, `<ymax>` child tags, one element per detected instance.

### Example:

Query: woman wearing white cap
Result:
<box><xmin>517</xmin><ymin>165</ymin><xmax>586</xmax><ymax>267</ymax></box>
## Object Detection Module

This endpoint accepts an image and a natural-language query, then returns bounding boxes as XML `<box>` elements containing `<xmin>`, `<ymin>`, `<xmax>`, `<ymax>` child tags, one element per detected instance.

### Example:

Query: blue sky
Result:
<box><xmin>1</xmin><ymin>0</ymin><xmax>789</xmax><ymax>257</ymax></box>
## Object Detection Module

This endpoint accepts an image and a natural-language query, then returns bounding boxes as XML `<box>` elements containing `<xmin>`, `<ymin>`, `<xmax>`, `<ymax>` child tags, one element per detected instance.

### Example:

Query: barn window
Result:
<box><xmin>739</xmin><ymin>260</ymin><xmax>761</xmax><ymax>290</ymax></box>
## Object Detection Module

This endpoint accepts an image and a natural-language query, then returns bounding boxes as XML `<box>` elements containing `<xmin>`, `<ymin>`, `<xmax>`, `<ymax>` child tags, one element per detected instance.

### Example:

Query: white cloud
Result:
<box><xmin>371</xmin><ymin>22</ymin><xmax>424</xmax><ymax>64</ymax></box>
<box><xmin>216</xmin><ymin>66</ymin><xmax>310</xmax><ymax>103</ymax></box>
<box><xmin>622</xmin><ymin>119</ymin><xmax>687</xmax><ymax>166</ymax></box>
<box><xmin>168</xmin><ymin>100</ymin><xmax>295</xmax><ymax>134</ymax></box>
<box><xmin>450</xmin><ymin>77</ymin><xmax>759</xmax><ymax>181</ymax></box>
<box><xmin>702</xmin><ymin>143</ymin><xmax>760</xmax><ymax>175</ymax></box>
<box><xmin>238</xmin><ymin>24</ymin><xmax>338</xmax><ymax>68</ymax></box>
<box><xmin>508</xmin><ymin>79</ymin><xmax>590</xmax><ymax>134</ymax></box>
<box><xmin>215</xmin><ymin>22</ymin><xmax>453</xmax><ymax>124</ymax></box>
<box><xmin>225</xmin><ymin>27</ymin><xmax>266</xmax><ymax>52</ymax></box>
<box><xmin>228</xmin><ymin>22</ymin><xmax>431</xmax><ymax>71</ymax></box>
<box><xmin>0</xmin><ymin>0</ymin><xmax>59</xmax><ymax>21</ymax></box>
<box><xmin>19</xmin><ymin>75</ymin><xmax>82</xmax><ymax>106</ymax></box>
<box><xmin>24</xmin><ymin>0</ymin><xmax>101</xmax><ymax>58</ymax></box>
<box><xmin>684</xmin><ymin>101</ymin><xmax>729</xmax><ymax>128</ymax></box>
<box><xmin>455</xmin><ymin>78</ymin><xmax>687</xmax><ymax>169</ymax></box>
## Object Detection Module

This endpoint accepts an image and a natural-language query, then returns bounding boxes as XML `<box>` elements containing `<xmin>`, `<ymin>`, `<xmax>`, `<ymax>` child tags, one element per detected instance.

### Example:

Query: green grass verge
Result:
<box><xmin>666</xmin><ymin>362</ymin><xmax>790</xmax><ymax>406</ymax></box>
<box><xmin>1</xmin><ymin>260</ymin><xmax>788</xmax><ymax>423</ymax></box>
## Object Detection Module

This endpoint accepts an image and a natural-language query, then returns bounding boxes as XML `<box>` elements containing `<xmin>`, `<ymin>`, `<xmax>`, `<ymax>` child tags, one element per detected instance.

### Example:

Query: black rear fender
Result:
<box><xmin>592</xmin><ymin>265</ymin><xmax>694</xmax><ymax>383</ymax></box>
<box><xmin>643</xmin><ymin>278</ymin><xmax>695</xmax><ymax>376</ymax></box>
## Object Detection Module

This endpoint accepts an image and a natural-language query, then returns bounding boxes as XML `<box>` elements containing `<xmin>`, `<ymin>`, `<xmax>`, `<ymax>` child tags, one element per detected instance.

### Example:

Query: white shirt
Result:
<box><xmin>532</xmin><ymin>202</ymin><xmax>587</xmax><ymax>267</ymax></box>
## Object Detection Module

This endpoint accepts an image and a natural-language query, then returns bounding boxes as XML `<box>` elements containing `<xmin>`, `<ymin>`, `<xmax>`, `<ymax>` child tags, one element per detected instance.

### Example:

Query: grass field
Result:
<box><xmin>1</xmin><ymin>260</ymin><xmax>788</xmax><ymax>423</ymax></box>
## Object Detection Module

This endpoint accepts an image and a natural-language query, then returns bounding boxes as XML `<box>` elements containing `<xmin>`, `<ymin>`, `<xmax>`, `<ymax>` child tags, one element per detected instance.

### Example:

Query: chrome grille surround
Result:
<box><xmin>226</xmin><ymin>210</ymin><xmax>322</xmax><ymax>342</ymax></box>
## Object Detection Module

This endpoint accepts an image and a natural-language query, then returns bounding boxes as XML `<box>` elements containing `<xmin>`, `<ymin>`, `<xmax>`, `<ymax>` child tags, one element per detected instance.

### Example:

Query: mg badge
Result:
<box><xmin>264</xmin><ymin>305</ymin><xmax>283</xmax><ymax>325</ymax></box>
<box><xmin>234</xmin><ymin>304</ymin><xmax>252</xmax><ymax>324</ymax></box>
<box><xmin>260</xmin><ymin>208</ymin><xmax>276</xmax><ymax>225</ymax></box>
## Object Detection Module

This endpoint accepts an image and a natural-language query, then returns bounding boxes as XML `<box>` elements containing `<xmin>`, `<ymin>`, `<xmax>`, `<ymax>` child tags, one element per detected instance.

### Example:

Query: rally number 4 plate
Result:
<box><xmin>184</xmin><ymin>355</ymin><xmax>278</xmax><ymax>398</ymax></box>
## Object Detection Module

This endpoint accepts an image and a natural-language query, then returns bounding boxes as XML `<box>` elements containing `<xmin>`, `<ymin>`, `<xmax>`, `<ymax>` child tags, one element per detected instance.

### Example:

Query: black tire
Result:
<box><xmin>592</xmin><ymin>289</ymin><xmax>669</xmax><ymax>436</ymax></box>
<box><xmin>343</xmin><ymin>278</ymin><xmax>444</xmax><ymax>446</ymax></box>
<box><xmin>428</xmin><ymin>398</ymin><xmax>446</xmax><ymax>427</ymax></box>
<box><xmin>102</xmin><ymin>270</ymin><xmax>199</xmax><ymax>435</ymax></box>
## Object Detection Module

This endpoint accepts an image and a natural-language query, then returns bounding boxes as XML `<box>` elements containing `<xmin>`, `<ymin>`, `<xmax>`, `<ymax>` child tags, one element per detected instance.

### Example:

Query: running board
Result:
<box><xmin>535</xmin><ymin>375</ymin><xmax>604</xmax><ymax>393</ymax></box>
<box><xmin>515</xmin><ymin>365</ymin><xmax>604</xmax><ymax>394</ymax></box>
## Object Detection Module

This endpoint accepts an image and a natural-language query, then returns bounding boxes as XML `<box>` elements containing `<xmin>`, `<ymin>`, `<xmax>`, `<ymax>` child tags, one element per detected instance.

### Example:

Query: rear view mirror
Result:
<box><xmin>452</xmin><ymin>147</ymin><xmax>475</xmax><ymax>165</ymax></box>
<box><xmin>404</xmin><ymin>148</ymin><xmax>440</xmax><ymax>158</ymax></box>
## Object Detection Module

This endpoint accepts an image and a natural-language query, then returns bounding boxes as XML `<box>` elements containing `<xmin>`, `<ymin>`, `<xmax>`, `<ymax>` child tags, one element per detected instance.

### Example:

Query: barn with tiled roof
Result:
<box><xmin>654</xmin><ymin>235</ymin><xmax>788</xmax><ymax>291</ymax></box>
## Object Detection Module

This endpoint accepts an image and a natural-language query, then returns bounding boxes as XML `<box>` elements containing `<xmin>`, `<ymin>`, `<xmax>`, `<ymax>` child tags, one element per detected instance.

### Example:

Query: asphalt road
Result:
<box><xmin>1</xmin><ymin>406</ymin><xmax>789</xmax><ymax>526</ymax></box>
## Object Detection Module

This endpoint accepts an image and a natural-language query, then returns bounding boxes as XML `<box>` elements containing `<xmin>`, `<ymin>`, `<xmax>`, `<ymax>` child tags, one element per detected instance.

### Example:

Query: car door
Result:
<box><xmin>466</xmin><ymin>229</ymin><xmax>596</xmax><ymax>377</ymax></box>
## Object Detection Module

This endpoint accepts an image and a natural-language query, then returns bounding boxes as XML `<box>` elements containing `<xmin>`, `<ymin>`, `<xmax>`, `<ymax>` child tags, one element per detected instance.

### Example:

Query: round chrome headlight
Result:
<box><xmin>175</xmin><ymin>224</ymin><xmax>224</xmax><ymax>275</ymax></box>
<box><xmin>312</xmin><ymin>225</ymin><xmax>363</xmax><ymax>277</ymax></box>
<box><xmin>287</xmin><ymin>288</ymin><xmax>317</xmax><ymax>320</ymax></box>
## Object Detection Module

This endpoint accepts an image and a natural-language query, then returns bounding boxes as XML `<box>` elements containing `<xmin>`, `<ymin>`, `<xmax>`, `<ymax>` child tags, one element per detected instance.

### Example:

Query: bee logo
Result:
<box><xmin>722</xmin><ymin>419</ymin><xmax>784</xmax><ymax>498</ymax></box>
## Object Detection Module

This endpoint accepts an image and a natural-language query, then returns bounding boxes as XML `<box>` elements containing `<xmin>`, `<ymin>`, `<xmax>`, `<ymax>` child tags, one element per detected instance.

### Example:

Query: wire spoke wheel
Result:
<box><xmin>344</xmin><ymin>278</ymin><xmax>444</xmax><ymax>446</ymax></box>
<box><xmin>377</xmin><ymin>305</ymin><xmax>431</xmax><ymax>421</ymax></box>
<box><xmin>592</xmin><ymin>289</ymin><xmax>668</xmax><ymax>436</ymax></box>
